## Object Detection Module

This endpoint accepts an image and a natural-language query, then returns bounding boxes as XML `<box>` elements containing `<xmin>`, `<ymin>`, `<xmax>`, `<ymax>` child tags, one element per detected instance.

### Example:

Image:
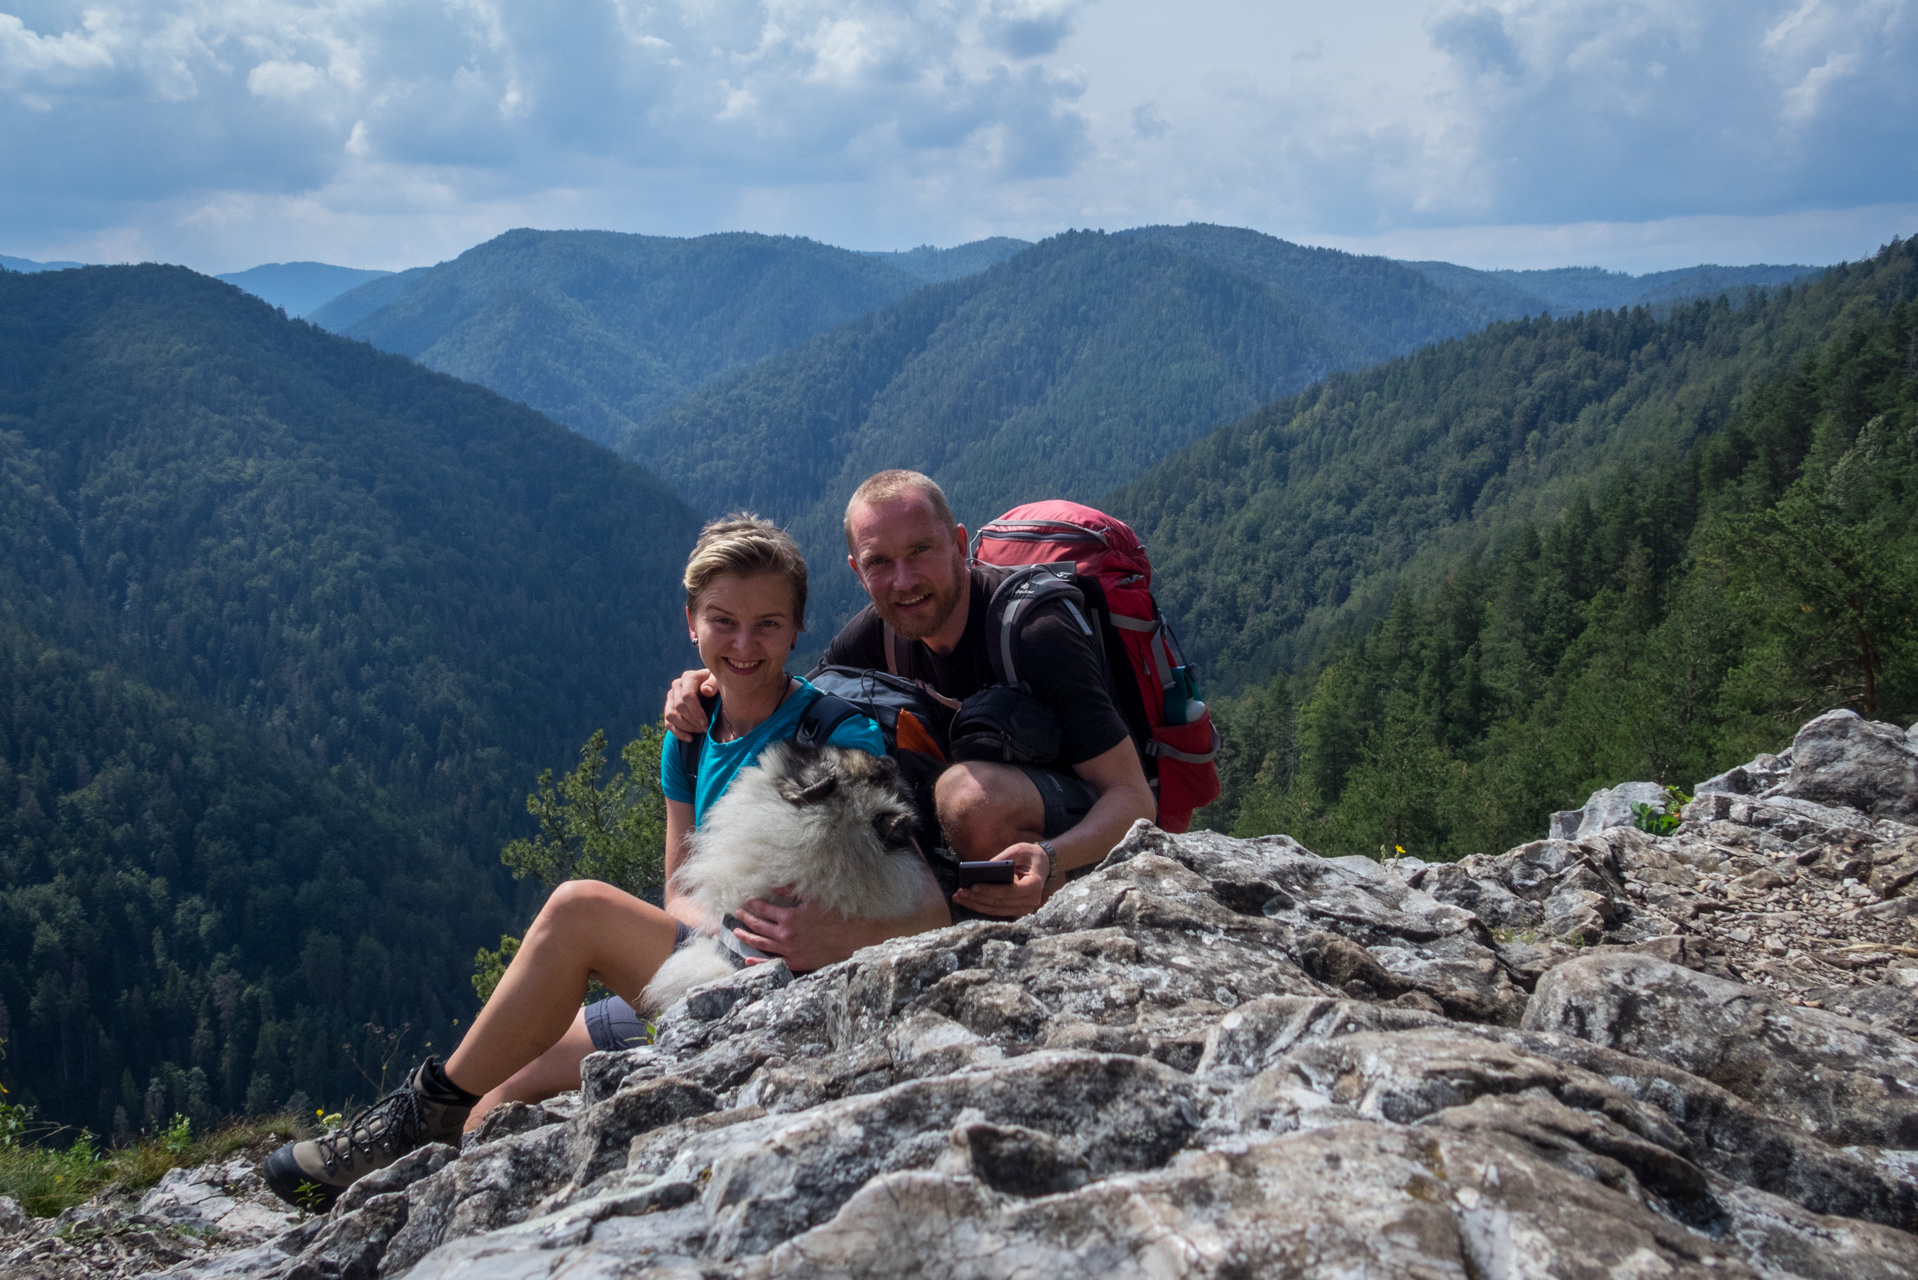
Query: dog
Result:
<box><xmin>639</xmin><ymin>741</ymin><xmax>929</xmax><ymax>1011</ymax></box>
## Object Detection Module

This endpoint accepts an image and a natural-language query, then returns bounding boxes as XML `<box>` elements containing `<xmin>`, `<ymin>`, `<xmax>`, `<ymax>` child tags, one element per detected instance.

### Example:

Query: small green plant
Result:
<box><xmin>0</xmin><ymin>1082</ymin><xmax>32</xmax><ymax>1148</ymax></box>
<box><xmin>161</xmin><ymin>1113</ymin><xmax>193</xmax><ymax>1155</ymax></box>
<box><xmin>1631</xmin><ymin>786</ymin><xmax>1692</xmax><ymax>836</ymax></box>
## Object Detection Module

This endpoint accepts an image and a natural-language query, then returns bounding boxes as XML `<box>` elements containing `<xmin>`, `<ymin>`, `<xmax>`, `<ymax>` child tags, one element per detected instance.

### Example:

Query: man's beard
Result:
<box><xmin>872</xmin><ymin>558</ymin><xmax>963</xmax><ymax>641</ymax></box>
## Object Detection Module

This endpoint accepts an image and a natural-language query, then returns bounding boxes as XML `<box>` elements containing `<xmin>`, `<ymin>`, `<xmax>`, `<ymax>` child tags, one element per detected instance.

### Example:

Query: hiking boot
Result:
<box><xmin>262</xmin><ymin>1059</ymin><xmax>476</xmax><ymax>1211</ymax></box>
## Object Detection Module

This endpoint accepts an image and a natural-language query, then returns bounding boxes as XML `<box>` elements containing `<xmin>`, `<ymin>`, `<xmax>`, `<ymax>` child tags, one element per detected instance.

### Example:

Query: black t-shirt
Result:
<box><xmin>818</xmin><ymin>567</ymin><xmax>1133</xmax><ymax>768</ymax></box>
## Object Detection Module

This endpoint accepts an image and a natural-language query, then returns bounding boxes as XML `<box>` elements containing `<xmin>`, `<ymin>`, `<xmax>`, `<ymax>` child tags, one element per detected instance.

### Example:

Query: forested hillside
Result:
<box><xmin>1119</xmin><ymin>224</ymin><xmax>1499</xmax><ymax>363</ymax></box>
<box><xmin>0</xmin><ymin>265</ymin><xmax>701</xmax><ymax>1134</ymax></box>
<box><xmin>1113</xmin><ymin>242</ymin><xmax>1915</xmax><ymax>694</ymax></box>
<box><xmin>307</xmin><ymin>267</ymin><xmax>432</xmax><ymax>332</ymax></box>
<box><xmin>1164</xmin><ymin>239</ymin><xmax>1916</xmax><ymax>858</ymax></box>
<box><xmin>313</xmin><ymin>230</ymin><xmax>923</xmax><ymax>447</ymax></box>
<box><xmin>623</xmin><ymin>229</ymin><xmax>1486</xmax><ymax>631</ymax></box>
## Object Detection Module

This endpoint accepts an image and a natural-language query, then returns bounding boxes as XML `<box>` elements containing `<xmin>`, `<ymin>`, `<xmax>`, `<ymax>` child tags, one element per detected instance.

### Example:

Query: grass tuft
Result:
<box><xmin>0</xmin><ymin>1113</ymin><xmax>304</xmax><ymax>1220</ymax></box>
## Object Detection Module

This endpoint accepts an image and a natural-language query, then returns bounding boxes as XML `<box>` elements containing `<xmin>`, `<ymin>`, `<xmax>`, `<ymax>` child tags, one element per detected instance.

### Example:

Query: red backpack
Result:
<box><xmin>970</xmin><ymin>501</ymin><xmax>1221</xmax><ymax>833</ymax></box>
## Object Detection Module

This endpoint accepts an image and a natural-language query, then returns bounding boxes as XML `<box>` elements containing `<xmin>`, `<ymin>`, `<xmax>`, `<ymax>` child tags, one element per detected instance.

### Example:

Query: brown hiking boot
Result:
<box><xmin>262</xmin><ymin>1059</ymin><xmax>473</xmax><ymax>1211</ymax></box>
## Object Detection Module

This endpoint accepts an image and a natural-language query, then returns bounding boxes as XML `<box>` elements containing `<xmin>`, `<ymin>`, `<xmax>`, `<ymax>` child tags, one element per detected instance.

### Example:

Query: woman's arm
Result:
<box><xmin>729</xmin><ymin>859</ymin><xmax>951</xmax><ymax>971</ymax></box>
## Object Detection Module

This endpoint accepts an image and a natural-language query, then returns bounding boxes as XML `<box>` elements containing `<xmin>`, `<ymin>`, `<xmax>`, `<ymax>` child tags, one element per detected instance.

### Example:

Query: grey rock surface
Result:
<box><xmin>1549</xmin><ymin>780</ymin><xmax>1671</xmax><ymax>841</ymax></box>
<box><xmin>1766</xmin><ymin>709</ymin><xmax>1918</xmax><ymax>823</ymax></box>
<box><xmin>19</xmin><ymin>712</ymin><xmax>1918</xmax><ymax>1278</ymax></box>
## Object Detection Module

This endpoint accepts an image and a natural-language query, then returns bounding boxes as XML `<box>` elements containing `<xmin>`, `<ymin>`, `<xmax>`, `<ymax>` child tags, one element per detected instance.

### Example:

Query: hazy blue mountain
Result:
<box><xmin>308</xmin><ymin>265</ymin><xmax>433</xmax><ymax>331</ymax></box>
<box><xmin>315</xmin><ymin>229</ymin><xmax>925</xmax><ymax>447</ymax></box>
<box><xmin>1407</xmin><ymin>259</ymin><xmax>1820</xmax><ymax>318</ymax></box>
<box><xmin>215</xmin><ymin>260</ymin><xmax>394</xmax><ymax>317</ymax></box>
<box><xmin>863</xmin><ymin>237</ymin><xmax>1032</xmax><ymax>283</ymax></box>
<box><xmin>1</xmin><ymin>253</ymin><xmax>87</xmax><ymax>272</ymax></box>
<box><xmin>0</xmin><ymin>263</ymin><xmax>702</xmax><ymax>1131</ymax></box>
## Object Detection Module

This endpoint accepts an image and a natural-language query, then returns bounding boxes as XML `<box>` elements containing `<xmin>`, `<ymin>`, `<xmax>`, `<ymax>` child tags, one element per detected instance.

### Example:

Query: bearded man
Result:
<box><xmin>666</xmin><ymin>470</ymin><xmax>1155</xmax><ymax>920</ymax></box>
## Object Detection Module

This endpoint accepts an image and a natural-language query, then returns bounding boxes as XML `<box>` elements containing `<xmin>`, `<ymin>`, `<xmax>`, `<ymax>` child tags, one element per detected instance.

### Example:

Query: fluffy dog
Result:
<box><xmin>639</xmin><ymin>741</ymin><xmax>929</xmax><ymax>1011</ymax></box>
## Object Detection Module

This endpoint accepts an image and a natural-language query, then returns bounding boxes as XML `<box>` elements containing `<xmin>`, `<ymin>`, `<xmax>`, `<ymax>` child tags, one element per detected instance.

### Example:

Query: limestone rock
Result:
<box><xmin>1766</xmin><ymin>709</ymin><xmax>1918</xmax><ymax>823</ymax></box>
<box><xmin>1523</xmin><ymin>952</ymin><xmax>1918</xmax><ymax>1150</ymax></box>
<box><xmin>1549</xmin><ymin>780</ymin><xmax>1670</xmax><ymax>841</ymax></box>
<box><xmin>25</xmin><ymin>710</ymin><xmax>1918</xmax><ymax>1278</ymax></box>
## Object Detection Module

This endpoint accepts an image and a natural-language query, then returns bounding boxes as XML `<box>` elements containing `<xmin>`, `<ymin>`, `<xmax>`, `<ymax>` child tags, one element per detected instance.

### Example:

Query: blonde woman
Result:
<box><xmin>263</xmin><ymin>515</ymin><xmax>950</xmax><ymax>1209</ymax></box>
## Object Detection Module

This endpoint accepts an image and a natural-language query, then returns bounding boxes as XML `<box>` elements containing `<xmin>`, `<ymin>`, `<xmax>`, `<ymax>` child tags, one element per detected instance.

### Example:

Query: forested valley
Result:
<box><xmin>1178</xmin><ymin>239</ymin><xmax>1917</xmax><ymax>860</ymax></box>
<box><xmin>0</xmin><ymin>265</ymin><xmax>699</xmax><ymax>1136</ymax></box>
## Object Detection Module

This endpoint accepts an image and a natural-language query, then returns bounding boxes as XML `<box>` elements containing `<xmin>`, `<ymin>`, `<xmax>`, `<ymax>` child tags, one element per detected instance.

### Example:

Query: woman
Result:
<box><xmin>262</xmin><ymin>516</ymin><xmax>950</xmax><ymax>1210</ymax></box>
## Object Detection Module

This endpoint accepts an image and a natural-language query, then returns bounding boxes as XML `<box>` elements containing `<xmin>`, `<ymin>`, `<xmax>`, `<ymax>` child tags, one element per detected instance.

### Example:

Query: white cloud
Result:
<box><xmin>0</xmin><ymin>0</ymin><xmax>1910</xmax><ymax>272</ymax></box>
<box><xmin>248</xmin><ymin>59</ymin><xmax>327</xmax><ymax>101</ymax></box>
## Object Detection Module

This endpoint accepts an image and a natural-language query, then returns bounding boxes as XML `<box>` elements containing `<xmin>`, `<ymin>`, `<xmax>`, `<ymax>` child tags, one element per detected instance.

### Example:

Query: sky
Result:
<box><xmin>1</xmin><ymin>0</ymin><xmax>1914</xmax><ymax>274</ymax></box>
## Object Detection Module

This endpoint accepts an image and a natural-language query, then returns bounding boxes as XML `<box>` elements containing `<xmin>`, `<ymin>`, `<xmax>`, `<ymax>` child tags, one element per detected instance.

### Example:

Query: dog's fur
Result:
<box><xmin>639</xmin><ymin>741</ymin><xmax>928</xmax><ymax>1011</ymax></box>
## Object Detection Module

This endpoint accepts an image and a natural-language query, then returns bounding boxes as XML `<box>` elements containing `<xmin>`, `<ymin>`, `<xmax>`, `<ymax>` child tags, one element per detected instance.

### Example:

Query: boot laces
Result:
<box><xmin>315</xmin><ymin>1084</ymin><xmax>433</xmax><ymax>1175</ymax></box>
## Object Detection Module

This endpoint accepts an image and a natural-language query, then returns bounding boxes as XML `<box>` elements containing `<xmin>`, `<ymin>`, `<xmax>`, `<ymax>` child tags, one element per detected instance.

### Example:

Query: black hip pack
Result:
<box><xmin>948</xmin><ymin>682</ymin><xmax>1062</xmax><ymax>765</ymax></box>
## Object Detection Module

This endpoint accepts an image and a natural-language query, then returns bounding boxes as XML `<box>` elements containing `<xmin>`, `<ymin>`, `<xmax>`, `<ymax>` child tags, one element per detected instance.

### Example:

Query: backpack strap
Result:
<box><xmin>676</xmin><ymin>689</ymin><xmax>719</xmax><ymax>784</ymax></box>
<box><xmin>879</xmin><ymin>626</ymin><xmax>913</xmax><ymax>679</ymax></box>
<box><xmin>796</xmin><ymin>692</ymin><xmax>863</xmax><ymax>750</ymax></box>
<box><xmin>981</xmin><ymin>565</ymin><xmax>1094</xmax><ymax>687</ymax></box>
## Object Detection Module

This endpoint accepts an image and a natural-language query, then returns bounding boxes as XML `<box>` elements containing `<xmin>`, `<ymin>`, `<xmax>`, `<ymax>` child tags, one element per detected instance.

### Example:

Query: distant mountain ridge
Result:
<box><xmin>862</xmin><ymin>238</ymin><xmax>1031</xmax><ymax>283</ymax></box>
<box><xmin>1</xmin><ymin>253</ymin><xmax>87</xmax><ymax>272</ymax></box>
<box><xmin>214</xmin><ymin>260</ymin><xmax>393</xmax><ymax>317</ymax></box>
<box><xmin>311</xmin><ymin>229</ymin><xmax>926</xmax><ymax>447</ymax></box>
<box><xmin>1406</xmin><ymin>259</ymin><xmax>1818</xmax><ymax>320</ymax></box>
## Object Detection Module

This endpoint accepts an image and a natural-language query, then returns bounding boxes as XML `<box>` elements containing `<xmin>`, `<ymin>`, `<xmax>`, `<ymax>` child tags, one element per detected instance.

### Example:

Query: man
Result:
<box><xmin>667</xmin><ymin>471</ymin><xmax>1155</xmax><ymax>919</ymax></box>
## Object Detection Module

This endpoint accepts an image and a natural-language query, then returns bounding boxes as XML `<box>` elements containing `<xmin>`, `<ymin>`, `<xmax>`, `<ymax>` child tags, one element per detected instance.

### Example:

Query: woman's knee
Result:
<box><xmin>532</xmin><ymin>878</ymin><xmax>632</xmax><ymax>933</ymax></box>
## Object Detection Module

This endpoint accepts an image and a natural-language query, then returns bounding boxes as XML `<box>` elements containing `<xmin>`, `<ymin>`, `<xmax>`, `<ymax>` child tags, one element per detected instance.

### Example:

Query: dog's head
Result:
<box><xmin>679</xmin><ymin>740</ymin><xmax>929</xmax><ymax>921</ymax></box>
<box><xmin>761</xmin><ymin>741</ymin><xmax>918</xmax><ymax>854</ymax></box>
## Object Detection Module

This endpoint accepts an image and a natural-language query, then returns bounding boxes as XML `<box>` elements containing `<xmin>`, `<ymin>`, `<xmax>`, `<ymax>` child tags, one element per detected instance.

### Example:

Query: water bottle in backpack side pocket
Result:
<box><xmin>1163</xmin><ymin>666</ymin><xmax>1204</xmax><ymax>727</ymax></box>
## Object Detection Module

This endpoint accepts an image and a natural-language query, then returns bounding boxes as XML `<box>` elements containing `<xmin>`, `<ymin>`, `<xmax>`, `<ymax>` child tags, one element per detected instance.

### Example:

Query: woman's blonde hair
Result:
<box><xmin>683</xmin><ymin>513</ymin><xmax>808</xmax><ymax>626</ymax></box>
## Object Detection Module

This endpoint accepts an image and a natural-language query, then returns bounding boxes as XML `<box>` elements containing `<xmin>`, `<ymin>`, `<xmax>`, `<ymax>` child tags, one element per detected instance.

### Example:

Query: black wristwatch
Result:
<box><xmin>1037</xmin><ymin>839</ymin><xmax>1060</xmax><ymax>887</ymax></box>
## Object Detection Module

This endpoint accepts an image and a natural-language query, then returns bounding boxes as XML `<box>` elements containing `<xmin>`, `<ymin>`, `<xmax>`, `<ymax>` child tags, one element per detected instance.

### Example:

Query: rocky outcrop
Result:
<box><xmin>10</xmin><ymin>710</ymin><xmax>1918</xmax><ymax>1278</ymax></box>
<box><xmin>0</xmin><ymin>1151</ymin><xmax>302</xmax><ymax>1280</ymax></box>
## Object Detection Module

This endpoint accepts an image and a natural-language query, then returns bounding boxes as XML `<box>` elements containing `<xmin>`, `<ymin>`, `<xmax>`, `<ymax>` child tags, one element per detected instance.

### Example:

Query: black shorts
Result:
<box><xmin>1016</xmin><ymin>765</ymin><xmax>1099</xmax><ymax>839</ymax></box>
<box><xmin>583</xmin><ymin>920</ymin><xmax>692</xmax><ymax>1053</ymax></box>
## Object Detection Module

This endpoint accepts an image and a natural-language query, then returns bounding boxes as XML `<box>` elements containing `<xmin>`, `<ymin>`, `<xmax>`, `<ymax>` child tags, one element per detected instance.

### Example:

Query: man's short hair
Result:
<box><xmin>844</xmin><ymin>470</ymin><xmax>957</xmax><ymax>553</ymax></box>
<box><xmin>684</xmin><ymin>512</ymin><xmax>808</xmax><ymax>627</ymax></box>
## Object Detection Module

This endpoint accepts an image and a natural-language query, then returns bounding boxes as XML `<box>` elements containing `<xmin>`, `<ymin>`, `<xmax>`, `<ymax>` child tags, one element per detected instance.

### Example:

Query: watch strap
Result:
<box><xmin>1037</xmin><ymin>839</ymin><xmax>1060</xmax><ymax>885</ymax></box>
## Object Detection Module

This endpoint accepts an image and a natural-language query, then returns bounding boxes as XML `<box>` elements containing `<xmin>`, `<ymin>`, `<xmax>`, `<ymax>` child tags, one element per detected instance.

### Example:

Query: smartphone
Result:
<box><xmin>955</xmin><ymin>860</ymin><xmax>1016</xmax><ymax>887</ymax></box>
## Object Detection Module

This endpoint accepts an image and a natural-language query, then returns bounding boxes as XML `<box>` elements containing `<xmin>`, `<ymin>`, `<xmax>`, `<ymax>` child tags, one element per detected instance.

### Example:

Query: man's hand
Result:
<box><xmin>950</xmin><ymin>842</ymin><xmax>1050</xmax><ymax>918</ymax></box>
<box><xmin>664</xmin><ymin>668</ymin><xmax>718</xmax><ymax>742</ymax></box>
<box><xmin>731</xmin><ymin>890</ymin><xmax>861</xmax><ymax>972</ymax></box>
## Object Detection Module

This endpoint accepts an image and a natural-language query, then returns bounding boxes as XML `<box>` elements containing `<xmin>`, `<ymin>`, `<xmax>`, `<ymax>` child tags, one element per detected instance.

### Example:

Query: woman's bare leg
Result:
<box><xmin>463</xmin><ymin>1009</ymin><xmax>597</xmax><ymax>1131</ymax></box>
<box><xmin>444</xmin><ymin>880</ymin><xmax>679</xmax><ymax>1112</ymax></box>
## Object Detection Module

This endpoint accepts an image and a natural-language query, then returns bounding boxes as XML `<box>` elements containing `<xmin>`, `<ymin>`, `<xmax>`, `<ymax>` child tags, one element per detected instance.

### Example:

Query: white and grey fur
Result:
<box><xmin>640</xmin><ymin>741</ymin><xmax>929</xmax><ymax>1012</ymax></box>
